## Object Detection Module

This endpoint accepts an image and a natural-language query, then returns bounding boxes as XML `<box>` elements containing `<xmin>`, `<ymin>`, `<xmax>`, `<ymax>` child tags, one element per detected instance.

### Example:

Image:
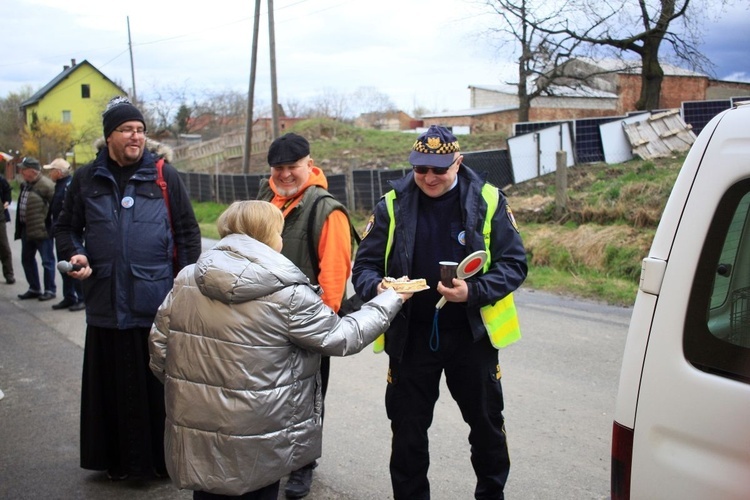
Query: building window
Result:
<box><xmin>62</xmin><ymin>110</ymin><xmax>72</xmax><ymax>123</ymax></box>
<box><xmin>81</xmin><ymin>84</ymin><xmax>90</xmax><ymax>98</ymax></box>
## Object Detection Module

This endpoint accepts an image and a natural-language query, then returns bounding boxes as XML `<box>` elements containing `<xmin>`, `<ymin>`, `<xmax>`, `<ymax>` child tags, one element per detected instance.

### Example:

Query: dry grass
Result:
<box><xmin>522</xmin><ymin>224</ymin><xmax>654</xmax><ymax>273</ymax></box>
<box><xmin>505</xmin><ymin>156</ymin><xmax>683</xmax><ymax>303</ymax></box>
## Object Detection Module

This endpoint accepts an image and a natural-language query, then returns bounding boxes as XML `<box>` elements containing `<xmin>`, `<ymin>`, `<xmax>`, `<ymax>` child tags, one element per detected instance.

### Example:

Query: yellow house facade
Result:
<box><xmin>20</xmin><ymin>59</ymin><xmax>127</xmax><ymax>166</ymax></box>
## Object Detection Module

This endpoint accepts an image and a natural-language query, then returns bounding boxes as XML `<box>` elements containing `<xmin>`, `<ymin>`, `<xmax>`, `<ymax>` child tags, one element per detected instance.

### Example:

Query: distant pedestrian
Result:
<box><xmin>0</xmin><ymin>173</ymin><xmax>14</xmax><ymax>284</ymax></box>
<box><xmin>44</xmin><ymin>158</ymin><xmax>84</xmax><ymax>311</ymax></box>
<box><xmin>54</xmin><ymin>96</ymin><xmax>202</xmax><ymax>481</ymax></box>
<box><xmin>14</xmin><ymin>156</ymin><xmax>56</xmax><ymax>301</ymax></box>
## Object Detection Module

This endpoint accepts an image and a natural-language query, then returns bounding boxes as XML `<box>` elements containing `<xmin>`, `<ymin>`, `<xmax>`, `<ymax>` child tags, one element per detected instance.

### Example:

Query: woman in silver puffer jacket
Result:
<box><xmin>149</xmin><ymin>200</ymin><xmax>409</xmax><ymax>499</ymax></box>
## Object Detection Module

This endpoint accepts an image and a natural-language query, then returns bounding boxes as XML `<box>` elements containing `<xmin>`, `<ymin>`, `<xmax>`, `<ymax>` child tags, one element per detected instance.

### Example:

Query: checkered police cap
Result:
<box><xmin>409</xmin><ymin>125</ymin><xmax>460</xmax><ymax>168</ymax></box>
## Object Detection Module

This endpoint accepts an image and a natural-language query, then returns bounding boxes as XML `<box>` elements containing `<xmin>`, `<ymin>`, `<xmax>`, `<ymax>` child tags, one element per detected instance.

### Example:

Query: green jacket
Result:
<box><xmin>15</xmin><ymin>175</ymin><xmax>54</xmax><ymax>241</ymax></box>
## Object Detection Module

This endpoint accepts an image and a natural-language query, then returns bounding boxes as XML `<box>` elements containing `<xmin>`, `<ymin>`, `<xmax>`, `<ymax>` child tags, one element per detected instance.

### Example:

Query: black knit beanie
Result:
<box><xmin>102</xmin><ymin>96</ymin><xmax>146</xmax><ymax>138</ymax></box>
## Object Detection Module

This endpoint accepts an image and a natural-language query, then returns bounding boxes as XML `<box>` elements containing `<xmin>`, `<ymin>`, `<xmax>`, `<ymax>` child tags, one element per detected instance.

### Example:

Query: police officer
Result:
<box><xmin>352</xmin><ymin>125</ymin><xmax>527</xmax><ymax>499</ymax></box>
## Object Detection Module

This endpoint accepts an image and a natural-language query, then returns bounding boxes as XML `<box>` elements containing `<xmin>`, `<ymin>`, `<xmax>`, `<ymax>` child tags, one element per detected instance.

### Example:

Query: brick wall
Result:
<box><xmin>617</xmin><ymin>74</ymin><xmax>708</xmax><ymax>111</ymax></box>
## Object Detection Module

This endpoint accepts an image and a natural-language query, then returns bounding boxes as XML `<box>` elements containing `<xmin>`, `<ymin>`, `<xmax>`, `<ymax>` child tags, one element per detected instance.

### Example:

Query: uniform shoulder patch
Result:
<box><xmin>506</xmin><ymin>205</ymin><xmax>519</xmax><ymax>233</ymax></box>
<box><xmin>362</xmin><ymin>213</ymin><xmax>376</xmax><ymax>239</ymax></box>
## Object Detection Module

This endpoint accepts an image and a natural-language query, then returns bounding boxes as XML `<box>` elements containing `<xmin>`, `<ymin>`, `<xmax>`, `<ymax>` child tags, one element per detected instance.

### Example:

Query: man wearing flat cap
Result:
<box><xmin>353</xmin><ymin>125</ymin><xmax>527</xmax><ymax>499</ymax></box>
<box><xmin>14</xmin><ymin>156</ymin><xmax>56</xmax><ymax>301</ymax></box>
<box><xmin>54</xmin><ymin>96</ymin><xmax>202</xmax><ymax>480</ymax></box>
<box><xmin>258</xmin><ymin>132</ymin><xmax>356</xmax><ymax>499</ymax></box>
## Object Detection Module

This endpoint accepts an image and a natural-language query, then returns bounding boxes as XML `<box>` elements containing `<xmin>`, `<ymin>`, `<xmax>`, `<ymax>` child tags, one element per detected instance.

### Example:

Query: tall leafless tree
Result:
<box><xmin>485</xmin><ymin>0</ymin><xmax>587</xmax><ymax>121</ymax></box>
<box><xmin>533</xmin><ymin>0</ymin><xmax>717</xmax><ymax>110</ymax></box>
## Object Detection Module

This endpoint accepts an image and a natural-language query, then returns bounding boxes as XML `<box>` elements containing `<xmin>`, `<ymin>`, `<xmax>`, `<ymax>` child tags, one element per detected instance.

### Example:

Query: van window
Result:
<box><xmin>685</xmin><ymin>179</ymin><xmax>750</xmax><ymax>383</ymax></box>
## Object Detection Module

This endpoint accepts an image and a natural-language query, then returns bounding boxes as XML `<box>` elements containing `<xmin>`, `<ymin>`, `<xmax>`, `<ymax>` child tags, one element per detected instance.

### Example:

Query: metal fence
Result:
<box><xmin>179</xmin><ymin>149</ymin><xmax>514</xmax><ymax>213</ymax></box>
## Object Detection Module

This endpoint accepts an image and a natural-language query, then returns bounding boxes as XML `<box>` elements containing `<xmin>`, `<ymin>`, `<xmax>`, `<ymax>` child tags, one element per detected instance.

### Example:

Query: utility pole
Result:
<box><xmin>127</xmin><ymin>16</ymin><xmax>137</xmax><ymax>102</ymax></box>
<box><xmin>268</xmin><ymin>0</ymin><xmax>280</xmax><ymax>138</ymax></box>
<box><xmin>243</xmin><ymin>0</ymin><xmax>262</xmax><ymax>174</ymax></box>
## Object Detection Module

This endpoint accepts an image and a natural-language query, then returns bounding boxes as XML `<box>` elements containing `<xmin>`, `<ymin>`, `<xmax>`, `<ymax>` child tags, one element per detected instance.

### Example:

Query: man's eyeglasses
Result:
<box><xmin>412</xmin><ymin>166</ymin><xmax>450</xmax><ymax>175</ymax></box>
<box><xmin>412</xmin><ymin>157</ymin><xmax>458</xmax><ymax>175</ymax></box>
<box><xmin>114</xmin><ymin>127</ymin><xmax>146</xmax><ymax>137</ymax></box>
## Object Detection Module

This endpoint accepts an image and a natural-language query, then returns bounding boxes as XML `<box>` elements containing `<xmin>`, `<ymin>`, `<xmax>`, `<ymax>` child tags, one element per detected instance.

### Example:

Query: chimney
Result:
<box><xmin>63</xmin><ymin>65</ymin><xmax>69</xmax><ymax>71</ymax></box>
<box><xmin>71</xmin><ymin>58</ymin><xmax>76</xmax><ymax>66</ymax></box>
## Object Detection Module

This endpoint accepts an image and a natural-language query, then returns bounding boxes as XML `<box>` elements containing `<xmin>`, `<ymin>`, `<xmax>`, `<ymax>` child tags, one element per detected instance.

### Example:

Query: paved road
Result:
<box><xmin>0</xmin><ymin>204</ymin><xmax>632</xmax><ymax>499</ymax></box>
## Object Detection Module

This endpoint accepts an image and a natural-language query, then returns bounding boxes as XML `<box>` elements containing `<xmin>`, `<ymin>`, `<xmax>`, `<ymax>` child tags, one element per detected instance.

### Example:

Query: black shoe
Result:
<box><xmin>68</xmin><ymin>300</ymin><xmax>86</xmax><ymax>311</ymax></box>
<box><xmin>106</xmin><ymin>468</ymin><xmax>129</xmax><ymax>481</ymax></box>
<box><xmin>18</xmin><ymin>290</ymin><xmax>41</xmax><ymax>300</ymax></box>
<box><xmin>153</xmin><ymin>467</ymin><xmax>169</xmax><ymax>479</ymax></box>
<box><xmin>38</xmin><ymin>291</ymin><xmax>56</xmax><ymax>301</ymax></box>
<box><xmin>285</xmin><ymin>462</ymin><xmax>316</xmax><ymax>499</ymax></box>
<box><xmin>5</xmin><ymin>277</ymin><xmax>15</xmax><ymax>284</ymax></box>
<box><xmin>69</xmin><ymin>301</ymin><xmax>86</xmax><ymax>312</ymax></box>
<box><xmin>52</xmin><ymin>298</ymin><xmax>75</xmax><ymax>310</ymax></box>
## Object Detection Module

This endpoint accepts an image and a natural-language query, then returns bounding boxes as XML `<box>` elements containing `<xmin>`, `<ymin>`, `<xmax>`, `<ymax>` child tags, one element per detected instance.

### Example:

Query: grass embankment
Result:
<box><xmin>192</xmin><ymin>118</ymin><xmax>684</xmax><ymax>307</ymax></box>
<box><xmin>505</xmin><ymin>157</ymin><xmax>682</xmax><ymax>305</ymax></box>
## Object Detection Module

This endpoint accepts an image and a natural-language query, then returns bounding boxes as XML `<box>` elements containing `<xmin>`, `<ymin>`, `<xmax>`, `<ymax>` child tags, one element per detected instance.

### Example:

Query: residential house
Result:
<box><xmin>19</xmin><ymin>59</ymin><xmax>127</xmax><ymax>166</ymax></box>
<box><xmin>423</xmin><ymin>58</ymin><xmax>750</xmax><ymax>135</ymax></box>
<box><xmin>425</xmin><ymin>83</ymin><xmax>619</xmax><ymax>135</ymax></box>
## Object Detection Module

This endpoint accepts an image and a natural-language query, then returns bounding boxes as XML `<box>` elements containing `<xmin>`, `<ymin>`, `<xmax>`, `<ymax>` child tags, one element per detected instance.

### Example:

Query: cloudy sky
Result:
<box><xmin>2</xmin><ymin>0</ymin><xmax>748</xmax><ymax>116</ymax></box>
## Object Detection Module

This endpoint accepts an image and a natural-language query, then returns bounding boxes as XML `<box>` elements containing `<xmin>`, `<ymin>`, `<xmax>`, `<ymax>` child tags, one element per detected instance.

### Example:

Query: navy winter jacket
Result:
<box><xmin>55</xmin><ymin>146</ymin><xmax>201</xmax><ymax>329</ymax></box>
<box><xmin>352</xmin><ymin>165</ymin><xmax>527</xmax><ymax>359</ymax></box>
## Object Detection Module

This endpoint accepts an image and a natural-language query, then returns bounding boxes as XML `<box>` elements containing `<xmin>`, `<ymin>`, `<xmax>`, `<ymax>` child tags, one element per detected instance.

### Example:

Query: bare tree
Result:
<box><xmin>141</xmin><ymin>82</ymin><xmax>192</xmax><ymax>136</ymax></box>
<box><xmin>0</xmin><ymin>87</ymin><xmax>33</xmax><ymax>154</ymax></box>
<box><xmin>282</xmin><ymin>98</ymin><xmax>309</xmax><ymax>118</ymax></box>
<box><xmin>351</xmin><ymin>86</ymin><xmax>398</xmax><ymax>128</ymax></box>
<box><xmin>534</xmin><ymin>0</ymin><xmax>718</xmax><ymax>110</ymax></box>
<box><xmin>308</xmin><ymin>88</ymin><xmax>351</xmax><ymax>121</ymax></box>
<box><xmin>192</xmin><ymin>89</ymin><xmax>249</xmax><ymax>140</ymax></box>
<box><xmin>484</xmin><ymin>0</ymin><xmax>592</xmax><ymax>121</ymax></box>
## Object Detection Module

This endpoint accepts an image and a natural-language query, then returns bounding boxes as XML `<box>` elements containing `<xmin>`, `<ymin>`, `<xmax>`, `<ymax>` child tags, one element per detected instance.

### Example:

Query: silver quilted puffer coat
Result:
<box><xmin>149</xmin><ymin>233</ymin><xmax>403</xmax><ymax>496</ymax></box>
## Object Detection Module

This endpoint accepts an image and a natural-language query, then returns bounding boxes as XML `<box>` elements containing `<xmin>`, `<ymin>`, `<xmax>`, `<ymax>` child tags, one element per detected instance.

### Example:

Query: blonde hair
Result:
<box><xmin>217</xmin><ymin>200</ymin><xmax>284</xmax><ymax>246</ymax></box>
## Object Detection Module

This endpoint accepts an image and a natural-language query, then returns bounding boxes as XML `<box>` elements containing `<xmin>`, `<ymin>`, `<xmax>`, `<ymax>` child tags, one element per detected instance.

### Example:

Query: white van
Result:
<box><xmin>611</xmin><ymin>102</ymin><xmax>750</xmax><ymax>500</ymax></box>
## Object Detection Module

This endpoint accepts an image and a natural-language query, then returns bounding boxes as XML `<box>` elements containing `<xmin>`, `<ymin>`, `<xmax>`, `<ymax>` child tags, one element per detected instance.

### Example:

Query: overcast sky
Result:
<box><xmin>2</xmin><ymin>0</ymin><xmax>748</xmax><ymax>116</ymax></box>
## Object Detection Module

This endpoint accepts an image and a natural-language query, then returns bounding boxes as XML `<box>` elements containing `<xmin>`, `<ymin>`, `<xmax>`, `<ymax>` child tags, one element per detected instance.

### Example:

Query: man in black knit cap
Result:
<box><xmin>352</xmin><ymin>125</ymin><xmax>527</xmax><ymax>499</ymax></box>
<box><xmin>55</xmin><ymin>96</ymin><xmax>202</xmax><ymax>481</ymax></box>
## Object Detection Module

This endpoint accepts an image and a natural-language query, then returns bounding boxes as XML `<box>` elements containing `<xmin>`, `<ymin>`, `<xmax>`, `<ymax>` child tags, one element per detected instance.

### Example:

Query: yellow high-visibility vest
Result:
<box><xmin>373</xmin><ymin>184</ymin><xmax>521</xmax><ymax>353</ymax></box>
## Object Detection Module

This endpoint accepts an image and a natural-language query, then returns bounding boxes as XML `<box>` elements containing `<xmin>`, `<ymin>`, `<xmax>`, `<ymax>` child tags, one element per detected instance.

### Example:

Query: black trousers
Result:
<box><xmin>385</xmin><ymin>325</ymin><xmax>510</xmax><ymax>500</ymax></box>
<box><xmin>0</xmin><ymin>220</ymin><xmax>13</xmax><ymax>281</ymax></box>
<box><xmin>193</xmin><ymin>480</ymin><xmax>280</xmax><ymax>500</ymax></box>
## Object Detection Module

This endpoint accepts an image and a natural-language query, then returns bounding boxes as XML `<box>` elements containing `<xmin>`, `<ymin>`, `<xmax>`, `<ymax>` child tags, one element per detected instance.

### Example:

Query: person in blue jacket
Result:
<box><xmin>54</xmin><ymin>96</ymin><xmax>202</xmax><ymax>481</ymax></box>
<box><xmin>352</xmin><ymin>125</ymin><xmax>527</xmax><ymax>500</ymax></box>
<box><xmin>43</xmin><ymin>158</ymin><xmax>84</xmax><ymax>311</ymax></box>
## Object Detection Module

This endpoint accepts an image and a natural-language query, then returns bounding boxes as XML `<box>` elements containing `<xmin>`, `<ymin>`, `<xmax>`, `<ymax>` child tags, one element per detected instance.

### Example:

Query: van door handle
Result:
<box><xmin>717</xmin><ymin>263</ymin><xmax>732</xmax><ymax>277</ymax></box>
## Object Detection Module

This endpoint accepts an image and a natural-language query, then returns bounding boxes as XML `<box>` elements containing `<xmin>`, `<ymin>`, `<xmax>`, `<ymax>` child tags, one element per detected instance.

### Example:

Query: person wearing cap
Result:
<box><xmin>54</xmin><ymin>96</ymin><xmax>202</xmax><ymax>481</ymax></box>
<box><xmin>14</xmin><ymin>156</ymin><xmax>56</xmax><ymax>301</ymax></box>
<box><xmin>257</xmin><ymin>132</ymin><xmax>355</xmax><ymax>499</ymax></box>
<box><xmin>352</xmin><ymin>125</ymin><xmax>527</xmax><ymax>499</ymax></box>
<box><xmin>0</xmin><ymin>172</ymin><xmax>14</xmax><ymax>284</ymax></box>
<box><xmin>43</xmin><ymin>158</ymin><xmax>84</xmax><ymax>311</ymax></box>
